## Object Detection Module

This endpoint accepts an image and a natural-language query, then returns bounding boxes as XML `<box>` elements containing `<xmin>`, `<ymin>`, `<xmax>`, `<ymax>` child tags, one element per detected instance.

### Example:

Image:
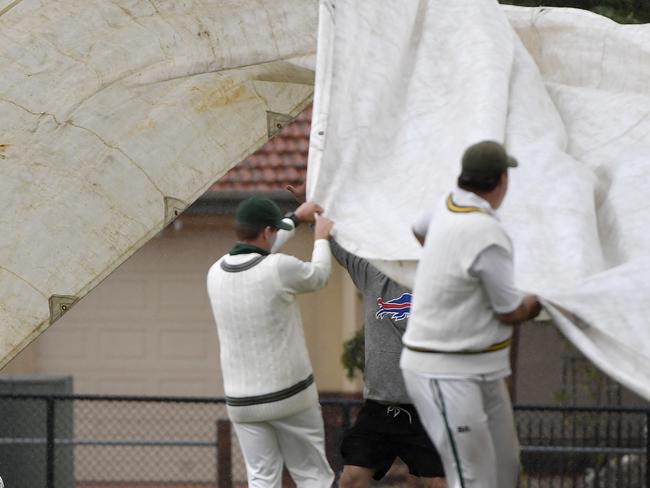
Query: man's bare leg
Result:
<box><xmin>413</xmin><ymin>475</ymin><xmax>447</xmax><ymax>488</ymax></box>
<box><xmin>339</xmin><ymin>465</ymin><xmax>374</xmax><ymax>488</ymax></box>
<box><xmin>340</xmin><ymin>468</ymin><xmax>446</xmax><ymax>488</ymax></box>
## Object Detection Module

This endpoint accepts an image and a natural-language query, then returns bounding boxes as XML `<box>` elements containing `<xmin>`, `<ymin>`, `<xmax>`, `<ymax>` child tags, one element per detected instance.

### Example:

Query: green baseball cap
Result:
<box><xmin>235</xmin><ymin>197</ymin><xmax>293</xmax><ymax>231</ymax></box>
<box><xmin>461</xmin><ymin>140</ymin><xmax>518</xmax><ymax>176</ymax></box>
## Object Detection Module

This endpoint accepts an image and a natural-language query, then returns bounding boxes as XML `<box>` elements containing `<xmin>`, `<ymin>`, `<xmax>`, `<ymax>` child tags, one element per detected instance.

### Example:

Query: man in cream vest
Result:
<box><xmin>207</xmin><ymin>196</ymin><xmax>335</xmax><ymax>488</ymax></box>
<box><xmin>401</xmin><ymin>141</ymin><xmax>542</xmax><ymax>488</ymax></box>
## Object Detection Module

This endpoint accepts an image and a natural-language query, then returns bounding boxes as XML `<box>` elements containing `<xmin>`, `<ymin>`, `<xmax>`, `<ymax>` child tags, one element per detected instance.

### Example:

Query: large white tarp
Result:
<box><xmin>0</xmin><ymin>0</ymin><xmax>317</xmax><ymax>368</ymax></box>
<box><xmin>2</xmin><ymin>0</ymin><xmax>649</xmax><ymax>401</ymax></box>
<box><xmin>308</xmin><ymin>2</ymin><xmax>650</xmax><ymax>399</ymax></box>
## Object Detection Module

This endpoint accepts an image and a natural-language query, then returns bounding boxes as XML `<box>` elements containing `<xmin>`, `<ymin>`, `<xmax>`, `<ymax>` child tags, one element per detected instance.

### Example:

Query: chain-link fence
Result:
<box><xmin>0</xmin><ymin>394</ymin><xmax>647</xmax><ymax>488</ymax></box>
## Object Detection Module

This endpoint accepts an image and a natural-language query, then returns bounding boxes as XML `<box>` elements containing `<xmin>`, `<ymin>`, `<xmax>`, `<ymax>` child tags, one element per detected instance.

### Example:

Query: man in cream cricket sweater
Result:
<box><xmin>207</xmin><ymin>196</ymin><xmax>335</xmax><ymax>488</ymax></box>
<box><xmin>401</xmin><ymin>141</ymin><xmax>542</xmax><ymax>488</ymax></box>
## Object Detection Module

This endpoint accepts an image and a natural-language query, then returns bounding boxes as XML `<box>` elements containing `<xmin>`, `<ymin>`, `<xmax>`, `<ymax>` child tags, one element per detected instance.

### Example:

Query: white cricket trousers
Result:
<box><xmin>232</xmin><ymin>403</ymin><xmax>334</xmax><ymax>488</ymax></box>
<box><xmin>402</xmin><ymin>370</ymin><xmax>520</xmax><ymax>488</ymax></box>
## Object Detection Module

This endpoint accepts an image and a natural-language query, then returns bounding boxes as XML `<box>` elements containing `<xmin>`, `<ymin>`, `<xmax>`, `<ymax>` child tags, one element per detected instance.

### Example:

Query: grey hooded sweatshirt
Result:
<box><xmin>331</xmin><ymin>239</ymin><xmax>412</xmax><ymax>404</ymax></box>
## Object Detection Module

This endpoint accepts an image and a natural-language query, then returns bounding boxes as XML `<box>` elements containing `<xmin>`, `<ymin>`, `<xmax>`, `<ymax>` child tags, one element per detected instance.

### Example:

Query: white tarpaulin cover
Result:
<box><xmin>1</xmin><ymin>0</ymin><xmax>649</xmax><ymax>401</ymax></box>
<box><xmin>308</xmin><ymin>2</ymin><xmax>650</xmax><ymax>399</ymax></box>
<box><xmin>0</xmin><ymin>0</ymin><xmax>317</xmax><ymax>368</ymax></box>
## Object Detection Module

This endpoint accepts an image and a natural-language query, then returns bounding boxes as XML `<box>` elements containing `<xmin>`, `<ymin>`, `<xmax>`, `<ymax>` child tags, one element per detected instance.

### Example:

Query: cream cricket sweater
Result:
<box><xmin>402</xmin><ymin>191</ymin><xmax>516</xmax><ymax>376</ymax></box>
<box><xmin>207</xmin><ymin>238</ymin><xmax>331</xmax><ymax>422</ymax></box>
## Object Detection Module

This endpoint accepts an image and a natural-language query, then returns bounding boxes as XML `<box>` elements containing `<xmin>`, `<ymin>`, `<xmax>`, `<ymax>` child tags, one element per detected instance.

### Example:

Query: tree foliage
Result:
<box><xmin>500</xmin><ymin>0</ymin><xmax>650</xmax><ymax>23</ymax></box>
<box><xmin>341</xmin><ymin>328</ymin><xmax>364</xmax><ymax>380</ymax></box>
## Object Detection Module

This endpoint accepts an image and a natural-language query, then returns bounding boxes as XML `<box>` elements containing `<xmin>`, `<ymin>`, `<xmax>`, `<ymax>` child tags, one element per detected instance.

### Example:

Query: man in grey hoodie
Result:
<box><xmin>287</xmin><ymin>185</ymin><xmax>445</xmax><ymax>488</ymax></box>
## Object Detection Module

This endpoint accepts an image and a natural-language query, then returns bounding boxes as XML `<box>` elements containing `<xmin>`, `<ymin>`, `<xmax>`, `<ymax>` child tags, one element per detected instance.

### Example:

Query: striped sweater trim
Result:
<box><xmin>226</xmin><ymin>374</ymin><xmax>315</xmax><ymax>407</ymax></box>
<box><xmin>446</xmin><ymin>194</ymin><xmax>485</xmax><ymax>214</ymax></box>
<box><xmin>404</xmin><ymin>338</ymin><xmax>512</xmax><ymax>355</ymax></box>
<box><xmin>220</xmin><ymin>255</ymin><xmax>267</xmax><ymax>273</ymax></box>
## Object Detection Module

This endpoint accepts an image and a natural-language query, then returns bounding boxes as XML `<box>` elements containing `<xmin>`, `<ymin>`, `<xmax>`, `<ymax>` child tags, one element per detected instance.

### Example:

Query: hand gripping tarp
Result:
<box><xmin>0</xmin><ymin>0</ymin><xmax>317</xmax><ymax>368</ymax></box>
<box><xmin>308</xmin><ymin>2</ymin><xmax>650</xmax><ymax>400</ymax></box>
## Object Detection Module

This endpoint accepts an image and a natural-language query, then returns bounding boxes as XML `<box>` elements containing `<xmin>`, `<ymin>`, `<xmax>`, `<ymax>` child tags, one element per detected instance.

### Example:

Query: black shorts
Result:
<box><xmin>340</xmin><ymin>399</ymin><xmax>444</xmax><ymax>480</ymax></box>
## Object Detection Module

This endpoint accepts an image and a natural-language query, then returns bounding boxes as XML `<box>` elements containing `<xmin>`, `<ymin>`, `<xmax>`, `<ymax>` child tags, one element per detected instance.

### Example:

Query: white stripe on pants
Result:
<box><xmin>232</xmin><ymin>403</ymin><xmax>334</xmax><ymax>488</ymax></box>
<box><xmin>402</xmin><ymin>370</ymin><xmax>519</xmax><ymax>488</ymax></box>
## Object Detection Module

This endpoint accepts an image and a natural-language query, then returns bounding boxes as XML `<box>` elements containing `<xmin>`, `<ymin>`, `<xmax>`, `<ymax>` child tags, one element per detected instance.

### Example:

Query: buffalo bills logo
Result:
<box><xmin>376</xmin><ymin>293</ymin><xmax>412</xmax><ymax>321</ymax></box>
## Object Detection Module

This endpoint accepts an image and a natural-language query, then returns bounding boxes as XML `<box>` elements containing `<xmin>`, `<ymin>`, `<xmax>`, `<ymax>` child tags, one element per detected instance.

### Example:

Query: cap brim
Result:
<box><xmin>277</xmin><ymin>220</ymin><xmax>293</xmax><ymax>231</ymax></box>
<box><xmin>507</xmin><ymin>156</ymin><xmax>519</xmax><ymax>168</ymax></box>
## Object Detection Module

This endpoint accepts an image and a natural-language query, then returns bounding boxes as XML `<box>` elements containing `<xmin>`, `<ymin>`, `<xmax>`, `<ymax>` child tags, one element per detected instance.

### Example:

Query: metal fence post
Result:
<box><xmin>342</xmin><ymin>400</ymin><xmax>351</xmax><ymax>431</ymax></box>
<box><xmin>217</xmin><ymin>420</ymin><xmax>232</xmax><ymax>488</ymax></box>
<box><xmin>46</xmin><ymin>397</ymin><xmax>55</xmax><ymax>488</ymax></box>
<box><xmin>509</xmin><ymin>326</ymin><xmax>520</xmax><ymax>403</ymax></box>
<box><xmin>646</xmin><ymin>411</ymin><xmax>649</xmax><ymax>488</ymax></box>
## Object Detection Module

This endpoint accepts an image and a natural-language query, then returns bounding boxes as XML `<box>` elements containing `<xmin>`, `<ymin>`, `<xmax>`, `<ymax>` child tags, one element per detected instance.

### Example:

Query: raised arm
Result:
<box><xmin>285</xmin><ymin>182</ymin><xmax>372</xmax><ymax>289</ymax></box>
<box><xmin>329</xmin><ymin>238</ymin><xmax>371</xmax><ymax>291</ymax></box>
<box><xmin>278</xmin><ymin>215</ymin><xmax>335</xmax><ymax>293</ymax></box>
<box><xmin>271</xmin><ymin>201</ymin><xmax>323</xmax><ymax>253</ymax></box>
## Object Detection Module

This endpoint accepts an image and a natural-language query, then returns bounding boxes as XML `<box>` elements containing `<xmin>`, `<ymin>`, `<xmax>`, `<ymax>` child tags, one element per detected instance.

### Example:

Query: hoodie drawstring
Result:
<box><xmin>386</xmin><ymin>405</ymin><xmax>413</xmax><ymax>424</ymax></box>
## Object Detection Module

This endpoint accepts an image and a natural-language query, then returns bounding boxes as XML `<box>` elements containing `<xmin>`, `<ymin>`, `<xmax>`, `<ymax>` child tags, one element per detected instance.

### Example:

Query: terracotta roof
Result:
<box><xmin>210</xmin><ymin>107</ymin><xmax>311</xmax><ymax>192</ymax></box>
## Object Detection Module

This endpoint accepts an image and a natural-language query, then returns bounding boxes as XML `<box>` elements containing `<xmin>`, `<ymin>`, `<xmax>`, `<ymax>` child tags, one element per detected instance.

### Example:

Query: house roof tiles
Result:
<box><xmin>209</xmin><ymin>107</ymin><xmax>311</xmax><ymax>193</ymax></box>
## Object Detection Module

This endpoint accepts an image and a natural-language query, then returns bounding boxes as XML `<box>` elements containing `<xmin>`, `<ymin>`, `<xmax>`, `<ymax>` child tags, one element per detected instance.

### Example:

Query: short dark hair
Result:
<box><xmin>234</xmin><ymin>221</ymin><xmax>267</xmax><ymax>241</ymax></box>
<box><xmin>457</xmin><ymin>171</ymin><xmax>503</xmax><ymax>193</ymax></box>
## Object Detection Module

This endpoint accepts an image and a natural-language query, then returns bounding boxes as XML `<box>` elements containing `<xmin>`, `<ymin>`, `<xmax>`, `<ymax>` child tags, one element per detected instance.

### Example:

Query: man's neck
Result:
<box><xmin>457</xmin><ymin>187</ymin><xmax>495</xmax><ymax>210</ymax></box>
<box><xmin>475</xmin><ymin>190</ymin><xmax>499</xmax><ymax>209</ymax></box>
<box><xmin>229</xmin><ymin>241</ymin><xmax>270</xmax><ymax>256</ymax></box>
<box><xmin>241</xmin><ymin>237</ymin><xmax>271</xmax><ymax>252</ymax></box>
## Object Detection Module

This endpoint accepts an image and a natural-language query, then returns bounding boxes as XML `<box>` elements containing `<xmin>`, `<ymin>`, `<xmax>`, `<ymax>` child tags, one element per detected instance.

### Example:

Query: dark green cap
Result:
<box><xmin>235</xmin><ymin>197</ymin><xmax>292</xmax><ymax>231</ymax></box>
<box><xmin>461</xmin><ymin>140</ymin><xmax>518</xmax><ymax>176</ymax></box>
